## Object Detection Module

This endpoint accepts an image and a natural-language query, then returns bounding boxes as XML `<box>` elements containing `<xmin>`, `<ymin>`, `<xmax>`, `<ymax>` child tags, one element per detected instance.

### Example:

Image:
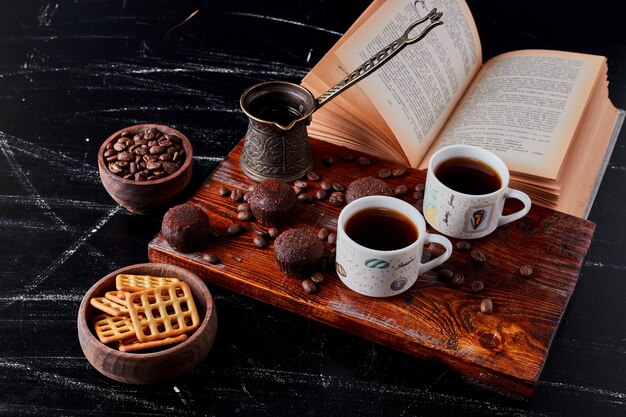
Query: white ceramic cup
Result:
<box><xmin>335</xmin><ymin>195</ymin><xmax>452</xmax><ymax>298</ymax></box>
<box><xmin>424</xmin><ymin>145</ymin><xmax>532</xmax><ymax>239</ymax></box>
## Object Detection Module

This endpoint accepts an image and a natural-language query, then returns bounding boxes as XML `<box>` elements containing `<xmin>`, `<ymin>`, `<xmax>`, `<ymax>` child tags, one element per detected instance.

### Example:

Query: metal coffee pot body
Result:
<box><xmin>239</xmin><ymin>9</ymin><xmax>444</xmax><ymax>182</ymax></box>
<box><xmin>240</xmin><ymin>81</ymin><xmax>316</xmax><ymax>182</ymax></box>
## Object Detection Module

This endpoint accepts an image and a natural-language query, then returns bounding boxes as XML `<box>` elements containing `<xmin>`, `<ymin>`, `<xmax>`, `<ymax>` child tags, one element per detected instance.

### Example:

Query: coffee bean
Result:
<box><xmin>253</xmin><ymin>236</ymin><xmax>267</xmax><ymax>248</ymax></box>
<box><xmin>320</xmin><ymin>180</ymin><xmax>333</xmax><ymax>191</ymax></box>
<box><xmin>255</xmin><ymin>229</ymin><xmax>269</xmax><ymax>238</ymax></box>
<box><xmin>415</xmin><ymin>198</ymin><xmax>424</xmax><ymax>213</ymax></box>
<box><xmin>237</xmin><ymin>203</ymin><xmax>250</xmax><ymax>212</ymax></box>
<box><xmin>267</xmin><ymin>227</ymin><xmax>280</xmax><ymax>239</ymax></box>
<box><xmin>230</xmin><ymin>189</ymin><xmax>244</xmax><ymax>202</ymax></box>
<box><xmin>311</xmin><ymin>271</ymin><xmax>324</xmax><ymax>283</ymax></box>
<box><xmin>297</xmin><ymin>192</ymin><xmax>314</xmax><ymax>203</ymax></box>
<box><xmin>322</xmin><ymin>154</ymin><xmax>334</xmax><ymax>165</ymax></box>
<box><xmin>149</xmin><ymin>145</ymin><xmax>165</xmax><ymax>155</ymax></box>
<box><xmin>392</xmin><ymin>167</ymin><xmax>406</xmax><ymax>177</ymax></box>
<box><xmin>415</xmin><ymin>183</ymin><xmax>425</xmax><ymax>192</ymax></box>
<box><xmin>357</xmin><ymin>156</ymin><xmax>371</xmax><ymax>166</ymax></box>
<box><xmin>378</xmin><ymin>168</ymin><xmax>391</xmax><ymax>178</ymax></box>
<box><xmin>394</xmin><ymin>184</ymin><xmax>408</xmax><ymax>196</ymax></box>
<box><xmin>456</xmin><ymin>240</ymin><xmax>472</xmax><ymax>252</ymax></box>
<box><xmin>451</xmin><ymin>272</ymin><xmax>465</xmax><ymax>287</ymax></box>
<box><xmin>293</xmin><ymin>186</ymin><xmax>303</xmax><ymax>195</ymax></box>
<box><xmin>428</xmin><ymin>242</ymin><xmax>443</xmax><ymax>254</ymax></box>
<box><xmin>306</xmin><ymin>170</ymin><xmax>320</xmax><ymax>181</ymax></box>
<box><xmin>471</xmin><ymin>280</ymin><xmax>484</xmax><ymax>292</ymax></box>
<box><xmin>520</xmin><ymin>264</ymin><xmax>534</xmax><ymax>276</ymax></box>
<box><xmin>480</xmin><ymin>298</ymin><xmax>493</xmax><ymax>313</ymax></box>
<box><xmin>203</xmin><ymin>254</ymin><xmax>220</xmax><ymax>264</ymax></box>
<box><xmin>108</xmin><ymin>162</ymin><xmax>124</xmax><ymax>174</ymax></box>
<box><xmin>332</xmin><ymin>182</ymin><xmax>345</xmax><ymax>192</ymax></box>
<box><xmin>218</xmin><ymin>186</ymin><xmax>231</xmax><ymax>197</ymax></box>
<box><xmin>237</xmin><ymin>211</ymin><xmax>253</xmax><ymax>221</ymax></box>
<box><xmin>159</xmin><ymin>153</ymin><xmax>173</xmax><ymax>161</ymax></box>
<box><xmin>294</xmin><ymin>180</ymin><xmax>308</xmax><ymax>189</ymax></box>
<box><xmin>471</xmin><ymin>249</ymin><xmax>486</xmax><ymax>265</ymax></box>
<box><xmin>413</xmin><ymin>190</ymin><xmax>424</xmax><ymax>200</ymax></box>
<box><xmin>163</xmin><ymin>162</ymin><xmax>180</xmax><ymax>175</ymax></box>
<box><xmin>327</xmin><ymin>232</ymin><xmax>337</xmax><ymax>246</ymax></box>
<box><xmin>103</xmin><ymin>149</ymin><xmax>117</xmax><ymax>158</ymax></box>
<box><xmin>437</xmin><ymin>268</ymin><xmax>454</xmax><ymax>282</ymax></box>
<box><xmin>316</xmin><ymin>189</ymin><xmax>328</xmax><ymax>200</ymax></box>
<box><xmin>146</xmin><ymin>161</ymin><xmax>161</xmax><ymax>171</ymax></box>
<box><xmin>318</xmin><ymin>228</ymin><xmax>329</xmax><ymax>241</ymax></box>
<box><xmin>329</xmin><ymin>192</ymin><xmax>345</xmax><ymax>206</ymax></box>
<box><xmin>302</xmin><ymin>279</ymin><xmax>318</xmax><ymax>294</ymax></box>
<box><xmin>243</xmin><ymin>192</ymin><xmax>251</xmax><ymax>202</ymax></box>
<box><xmin>227</xmin><ymin>223</ymin><xmax>244</xmax><ymax>236</ymax></box>
<box><xmin>113</xmin><ymin>142</ymin><xmax>126</xmax><ymax>152</ymax></box>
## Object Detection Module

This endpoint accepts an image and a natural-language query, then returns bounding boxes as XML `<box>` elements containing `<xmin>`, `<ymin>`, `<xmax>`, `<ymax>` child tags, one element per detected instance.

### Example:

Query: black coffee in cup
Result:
<box><xmin>434</xmin><ymin>156</ymin><xmax>501</xmax><ymax>195</ymax></box>
<box><xmin>345</xmin><ymin>207</ymin><xmax>418</xmax><ymax>251</ymax></box>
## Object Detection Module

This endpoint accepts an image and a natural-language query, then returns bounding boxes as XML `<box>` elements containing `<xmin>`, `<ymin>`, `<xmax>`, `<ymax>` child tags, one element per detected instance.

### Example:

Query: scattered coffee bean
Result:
<box><xmin>237</xmin><ymin>211</ymin><xmax>253</xmax><ymax>221</ymax></box>
<box><xmin>298</xmin><ymin>192</ymin><xmax>314</xmax><ymax>203</ymax></box>
<box><xmin>413</xmin><ymin>190</ymin><xmax>424</xmax><ymax>200</ymax></box>
<box><xmin>456</xmin><ymin>240</ymin><xmax>472</xmax><ymax>252</ymax></box>
<box><xmin>340</xmin><ymin>151</ymin><xmax>354</xmax><ymax>162</ymax></box>
<box><xmin>327</xmin><ymin>232</ymin><xmax>337</xmax><ymax>246</ymax></box>
<box><xmin>105</xmin><ymin>127</ymin><xmax>185</xmax><ymax>180</ymax></box>
<box><xmin>322</xmin><ymin>154</ymin><xmax>334</xmax><ymax>165</ymax></box>
<box><xmin>218</xmin><ymin>186</ymin><xmax>230</xmax><ymax>197</ymax></box>
<box><xmin>480</xmin><ymin>298</ymin><xmax>493</xmax><ymax>313</ymax></box>
<box><xmin>294</xmin><ymin>180</ymin><xmax>308</xmax><ymax>189</ymax></box>
<box><xmin>253</xmin><ymin>236</ymin><xmax>267</xmax><ymax>248</ymax></box>
<box><xmin>320</xmin><ymin>180</ymin><xmax>333</xmax><ymax>191</ymax></box>
<box><xmin>302</xmin><ymin>279</ymin><xmax>319</xmax><ymax>294</ymax></box>
<box><xmin>318</xmin><ymin>228</ymin><xmax>329</xmax><ymax>241</ymax></box>
<box><xmin>255</xmin><ymin>229</ymin><xmax>270</xmax><ymax>239</ymax></box>
<box><xmin>329</xmin><ymin>192</ymin><xmax>345</xmax><ymax>206</ymax></box>
<box><xmin>247</xmin><ymin>184</ymin><xmax>255</xmax><ymax>191</ymax></box>
<box><xmin>311</xmin><ymin>271</ymin><xmax>324</xmax><ymax>283</ymax></box>
<box><xmin>332</xmin><ymin>182</ymin><xmax>345</xmax><ymax>192</ymax></box>
<box><xmin>392</xmin><ymin>167</ymin><xmax>406</xmax><ymax>177</ymax></box>
<box><xmin>471</xmin><ymin>280</ymin><xmax>484</xmax><ymax>292</ymax></box>
<box><xmin>437</xmin><ymin>268</ymin><xmax>454</xmax><ymax>282</ymax></box>
<box><xmin>226</xmin><ymin>223</ymin><xmax>244</xmax><ymax>236</ymax></box>
<box><xmin>378</xmin><ymin>168</ymin><xmax>391</xmax><ymax>178</ymax></box>
<box><xmin>293</xmin><ymin>186</ymin><xmax>303</xmax><ymax>195</ymax></box>
<box><xmin>203</xmin><ymin>254</ymin><xmax>220</xmax><ymax>264</ymax></box>
<box><xmin>357</xmin><ymin>156</ymin><xmax>371</xmax><ymax>166</ymax></box>
<box><xmin>471</xmin><ymin>249</ymin><xmax>487</xmax><ymax>265</ymax></box>
<box><xmin>428</xmin><ymin>242</ymin><xmax>443</xmax><ymax>254</ymax></box>
<box><xmin>415</xmin><ymin>183</ymin><xmax>425</xmax><ymax>192</ymax></box>
<box><xmin>267</xmin><ymin>227</ymin><xmax>280</xmax><ymax>239</ymax></box>
<box><xmin>394</xmin><ymin>184</ymin><xmax>408</xmax><ymax>196</ymax></box>
<box><xmin>451</xmin><ymin>272</ymin><xmax>465</xmax><ymax>287</ymax></box>
<box><xmin>306</xmin><ymin>170</ymin><xmax>320</xmax><ymax>181</ymax></box>
<box><xmin>230</xmin><ymin>189</ymin><xmax>244</xmax><ymax>202</ymax></box>
<box><xmin>520</xmin><ymin>264</ymin><xmax>534</xmax><ymax>276</ymax></box>
<box><xmin>237</xmin><ymin>203</ymin><xmax>250</xmax><ymax>212</ymax></box>
<box><xmin>243</xmin><ymin>192</ymin><xmax>250</xmax><ymax>202</ymax></box>
<box><xmin>316</xmin><ymin>189</ymin><xmax>328</xmax><ymax>200</ymax></box>
<box><xmin>415</xmin><ymin>198</ymin><xmax>424</xmax><ymax>213</ymax></box>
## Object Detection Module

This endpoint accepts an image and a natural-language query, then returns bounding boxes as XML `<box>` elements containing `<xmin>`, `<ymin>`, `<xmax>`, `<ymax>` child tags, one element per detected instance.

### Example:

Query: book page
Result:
<box><xmin>422</xmin><ymin>50</ymin><xmax>604</xmax><ymax>179</ymax></box>
<box><xmin>334</xmin><ymin>0</ymin><xmax>482</xmax><ymax>167</ymax></box>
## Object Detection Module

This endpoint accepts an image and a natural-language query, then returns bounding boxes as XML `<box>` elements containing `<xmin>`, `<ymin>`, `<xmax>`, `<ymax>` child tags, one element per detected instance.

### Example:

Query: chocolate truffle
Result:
<box><xmin>247</xmin><ymin>179</ymin><xmax>297</xmax><ymax>226</ymax></box>
<box><xmin>161</xmin><ymin>203</ymin><xmax>210</xmax><ymax>253</ymax></box>
<box><xmin>274</xmin><ymin>228</ymin><xmax>324</xmax><ymax>278</ymax></box>
<box><xmin>345</xmin><ymin>176</ymin><xmax>394</xmax><ymax>204</ymax></box>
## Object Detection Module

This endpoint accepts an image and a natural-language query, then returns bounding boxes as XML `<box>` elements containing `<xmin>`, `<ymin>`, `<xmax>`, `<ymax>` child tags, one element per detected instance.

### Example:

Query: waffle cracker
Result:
<box><xmin>92</xmin><ymin>314</ymin><xmax>136</xmax><ymax>344</ymax></box>
<box><xmin>118</xmin><ymin>333</ymin><xmax>188</xmax><ymax>353</ymax></box>
<box><xmin>104</xmin><ymin>290</ymin><xmax>129</xmax><ymax>306</ymax></box>
<box><xmin>126</xmin><ymin>282</ymin><xmax>200</xmax><ymax>342</ymax></box>
<box><xmin>90</xmin><ymin>296</ymin><xmax>129</xmax><ymax>317</ymax></box>
<box><xmin>116</xmin><ymin>274</ymin><xmax>180</xmax><ymax>292</ymax></box>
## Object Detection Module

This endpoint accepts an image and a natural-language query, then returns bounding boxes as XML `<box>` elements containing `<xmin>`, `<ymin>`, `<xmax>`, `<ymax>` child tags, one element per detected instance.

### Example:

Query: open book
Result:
<box><xmin>302</xmin><ymin>0</ymin><xmax>623</xmax><ymax>218</ymax></box>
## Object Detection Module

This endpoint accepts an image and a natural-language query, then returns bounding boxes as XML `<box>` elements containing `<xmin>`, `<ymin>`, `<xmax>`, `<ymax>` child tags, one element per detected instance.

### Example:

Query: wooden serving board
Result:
<box><xmin>148</xmin><ymin>137</ymin><xmax>595</xmax><ymax>396</ymax></box>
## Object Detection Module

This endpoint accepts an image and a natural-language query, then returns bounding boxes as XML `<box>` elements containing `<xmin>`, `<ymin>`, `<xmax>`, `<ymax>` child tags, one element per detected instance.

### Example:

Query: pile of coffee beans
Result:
<box><xmin>103</xmin><ymin>127</ymin><xmax>186</xmax><ymax>181</ymax></box>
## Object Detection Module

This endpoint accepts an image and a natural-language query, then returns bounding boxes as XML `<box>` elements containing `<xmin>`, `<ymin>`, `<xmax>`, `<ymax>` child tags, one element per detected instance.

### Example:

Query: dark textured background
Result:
<box><xmin>0</xmin><ymin>1</ymin><xmax>624</xmax><ymax>415</ymax></box>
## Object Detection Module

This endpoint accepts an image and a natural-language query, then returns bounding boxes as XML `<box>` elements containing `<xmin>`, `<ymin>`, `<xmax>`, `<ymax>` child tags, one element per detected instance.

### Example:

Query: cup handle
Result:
<box><xmin>498</xmin><ymin>188</ymin><xmax>532</xmax><ymax>226</ymax></box>
<box><xmin>419</xmin><ymin>233</ymin><xmax>453</xmax><ymax>274</ymax></box>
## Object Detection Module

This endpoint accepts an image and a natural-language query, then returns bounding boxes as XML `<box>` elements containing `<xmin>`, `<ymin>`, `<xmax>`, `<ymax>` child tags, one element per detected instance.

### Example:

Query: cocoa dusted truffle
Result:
<box><xmin>274</xmin><ymin>228</ymin><xmax>324</xmax><ymax>278</ymax></box>
<box><xmin>345</xmin><ymin>176</ymin><xmax>393</xmax><ymax>204</ymax></box>
<box><xmin>161</xmin><ymin>203</ymin><xmax>210</xmax><ymax>253</ymax></box>
<box><xmin>248</xmin><ymin>179</ymin><xmax>297</xmax><ymax>226</ymax></box>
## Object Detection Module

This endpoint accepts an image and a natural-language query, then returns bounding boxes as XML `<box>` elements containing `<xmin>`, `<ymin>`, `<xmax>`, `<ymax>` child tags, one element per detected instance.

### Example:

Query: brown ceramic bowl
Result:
<box><xmin>77</xmin><ymin>263</ymin><xmax>217</xmax><ymax>384</ymax></box>
<box><xmin>97</xmin><ymin>124</ymin><xmax>193</xmax><ymax>214</ymax></box>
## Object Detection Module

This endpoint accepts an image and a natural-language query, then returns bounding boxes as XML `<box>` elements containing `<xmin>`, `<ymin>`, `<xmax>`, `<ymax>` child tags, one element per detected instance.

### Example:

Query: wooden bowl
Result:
<box><xmin>97</xmin><ymin>124</ymin><xmax>193</xmax><ymax>214</ymax></box>
<box><xmin>77</xmin><ymin>263</ymin><xmax>217</xmax><ymax>384</ymax></box>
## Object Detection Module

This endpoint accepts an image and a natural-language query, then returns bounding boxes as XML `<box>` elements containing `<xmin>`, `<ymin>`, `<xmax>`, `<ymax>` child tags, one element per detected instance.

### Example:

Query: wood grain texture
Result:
<box><xmin>149</xmin><ymin>137</ymin><xmax>595</xmax><ymax>396</ymax></box>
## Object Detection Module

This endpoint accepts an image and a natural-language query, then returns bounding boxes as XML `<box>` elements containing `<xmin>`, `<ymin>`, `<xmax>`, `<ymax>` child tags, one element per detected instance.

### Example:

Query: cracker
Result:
<box><xmin>118</xmin><ymin>333</ymin><xmax>188</xmax><ymax>353</ymax></box>
<box><xmin>104</xmin><ymin>290</ymin><xmax>129</xmax><ymax>306</ymax></box>
<box><xmin>115</xmin><ymin>274</ymin><xmax>180</xmax><ymax>292</ymax></box>
<box><xmin>126</xmin><ymin>282</ymin><xmax>200</xmax><ymax>342</ymax></box>
<box><xmin>90</xmin><ymin>296</ymin><xmax>129</xmax><ymax>317</ymax></box>
<box><xmin>92</xmin><ymin>314</ymin><xmax>137</xmax><ymax>344</ymax></box>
